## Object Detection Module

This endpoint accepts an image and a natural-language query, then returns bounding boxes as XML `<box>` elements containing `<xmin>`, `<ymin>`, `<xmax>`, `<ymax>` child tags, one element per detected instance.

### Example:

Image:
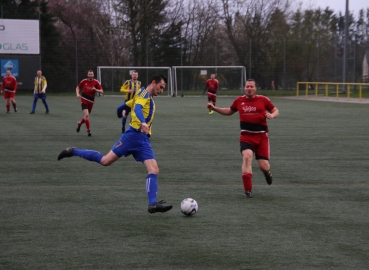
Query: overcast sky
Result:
<box><xmin>303</xmin><ymin>0</ymin><xmax>368</xmax><ymax>15</ymax></box>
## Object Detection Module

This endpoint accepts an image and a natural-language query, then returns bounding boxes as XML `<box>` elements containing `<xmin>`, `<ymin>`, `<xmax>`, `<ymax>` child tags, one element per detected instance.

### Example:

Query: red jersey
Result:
<box><xmin>230</xmin><ymin>95</ymin><xmax>276</xmax><ymax>133</ymax></box>
<box><xmin>78</xmin><ymin>78</ymin><xmax>102</xmax><ymax>104</ymax></box>
<box><xmin>206</xmin><ymin>79</ymin><xmax>219</xmax><ymax>93</ymax></box>
<box><xmin>2</xmin><ymin>75</ymin><xmax>17</xmax><ymax>92</ymax></box>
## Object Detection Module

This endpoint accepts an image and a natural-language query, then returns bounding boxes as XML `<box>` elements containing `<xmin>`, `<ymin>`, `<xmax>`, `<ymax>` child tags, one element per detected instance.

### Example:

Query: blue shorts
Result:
<box><xmin>111</xmin><ymin>128</ymin><xmax>155</xmax><ymax>162</ymax></box>
<box><xmin>34</xmin><ymin>93</ymin><xmax>46</xmax><ymax>99</ymax></box>
<box><xmin>116</xmin><ymin>102</ymin><xmax>131</xmax><ymax>118</ymax></box>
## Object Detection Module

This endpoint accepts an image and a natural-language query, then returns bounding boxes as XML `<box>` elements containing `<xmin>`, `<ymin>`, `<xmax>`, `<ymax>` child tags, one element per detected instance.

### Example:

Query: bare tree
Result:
<box><xmin>49</xmin><ymin>0</ymin><xmax>124</xmax><ymax>70</ymax></box>
<box><xmin>180</xmin><ymin>0</ymin><xmax>220</xmax><ymax>66</ymax></box>
<box><xmin>113</xmin><ymin>0</ymin><xmax>183</xmax><ymax>66</ymax></box>
<box><xmin>220</xmin><ymin>0</ymin><xmax>291</xmax><ymax>86</ymax></box>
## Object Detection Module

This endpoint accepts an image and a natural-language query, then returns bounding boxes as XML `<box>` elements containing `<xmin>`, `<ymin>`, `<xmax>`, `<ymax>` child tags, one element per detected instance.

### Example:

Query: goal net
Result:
<box><xmin>172</xmin><ymin>66</ymin><xmax>247</xmax><ymax>97</ymax></box>
<box><xmin>97</xmin><ymin>66</ymin><xmax>173</xmax><ymax>96</ymax></box>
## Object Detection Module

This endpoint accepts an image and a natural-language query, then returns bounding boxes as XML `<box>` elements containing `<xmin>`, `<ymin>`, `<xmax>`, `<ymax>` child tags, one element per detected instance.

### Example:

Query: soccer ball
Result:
<box><xmin>180</xmin><ymin>198</ymin><xmax>198</xmax><ymax>216</ymax></box>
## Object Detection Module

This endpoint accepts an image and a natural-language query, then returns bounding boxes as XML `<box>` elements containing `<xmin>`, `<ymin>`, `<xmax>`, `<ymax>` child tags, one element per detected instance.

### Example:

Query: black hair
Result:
<box><xmin>246</xmin><ymin>79</ymin><xmax>258</xmax><ymax>88</ymax></box>
<box><xmin>150</xmin><ymin>74</ymin><xmax>167</xmax><ymax>84</ymax></box>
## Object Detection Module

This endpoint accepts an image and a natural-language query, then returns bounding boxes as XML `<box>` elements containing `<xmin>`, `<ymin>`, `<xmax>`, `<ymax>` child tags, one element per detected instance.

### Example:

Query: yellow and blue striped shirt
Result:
<box><xmin>34</xmin><ymin>76</ymin><xmax>47</xmax><ymax>94</ymax></box>
<box><xmin>127</xmin><ymin>88</ymin><xmax>155</xmax><ymax>136</ymax></box>
<box><xmin>120</xmin><ymin>80</ymin><xmax>141</xmax><ymax>100</ymax></box>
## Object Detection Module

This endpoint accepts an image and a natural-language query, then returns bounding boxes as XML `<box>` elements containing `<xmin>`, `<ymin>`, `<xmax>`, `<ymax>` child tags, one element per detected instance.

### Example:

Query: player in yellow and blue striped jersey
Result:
<box><xmin>57</xmin><ymin>74</ymin><xmax>172</xmax><ymax>214</ymax></box>
<box><xmin>116</xmin><ymin>70</ymin><xmax>141</xmax><ymax>133</ymax></box>
<box><xmin>30</xmin><ymin>70</ymin><xmax>49</xmax><ymax>114</ymax></box>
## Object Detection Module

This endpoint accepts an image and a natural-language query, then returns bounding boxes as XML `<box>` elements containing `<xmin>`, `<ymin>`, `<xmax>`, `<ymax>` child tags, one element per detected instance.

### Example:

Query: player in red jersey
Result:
<box><xmin>75</xmin><ymin>70</ymin><xmax>104</xmax><ymax>136</ymax></box>
<box><xmin>1</xmin><ymin>70</ymin><xmax>18</xmax><ymax>113</ymax></box>
<box><xmin>203</xmin><ymin>74</ymin><xmax>219</xmax><ymax>114</ymax></box>
<box><xmin>207</xmin><ymin>79</ymin><xmax>279</xmax><ymax>198</ymax></box>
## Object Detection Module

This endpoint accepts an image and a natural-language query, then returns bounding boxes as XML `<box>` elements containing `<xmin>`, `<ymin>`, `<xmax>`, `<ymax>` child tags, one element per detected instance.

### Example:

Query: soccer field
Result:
<box><xmin>1</xmin><ymin>95</ymin><xmax>368</xmax><ymax>269</ymax></box>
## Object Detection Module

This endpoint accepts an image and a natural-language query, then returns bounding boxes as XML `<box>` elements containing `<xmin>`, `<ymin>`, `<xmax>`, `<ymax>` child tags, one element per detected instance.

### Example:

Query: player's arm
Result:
<box><xmin>266</xmin><ymin>107</ymin><xmax>279</xmax><ymax>119</ymax></box>
<box><xmin>14</xmin><ymin>79</ymin><xmax>18</xmax><ymax>92</ymax></box>
<box><xmin>125</xmin><ymin>99</ymin><xmax>133</xmax><ymax>108</ymax></box>
<box><xmin>207</xmin><ymin>103</ymin><xmax>236</xmax><ymax>116</ymax></box>
<box><xmin>0</xmin><ymin>79</ymin><xmax>4</xmax><ymax>93</ymax></box>
<box><xmin>94</xmin><ymin>85</ymin><xmax>104</xmax><ymax>94</ymax></box>
<box><xmin>41</xmin><ymin>78</ymin><xmax>47</xmax><ymax>93</ymax></box>
<box><xmin>202</xmin><ymin>85</ymin><xmax>208</xmax><ymax>95</ymax></box>
<box><xmin>120</xmin><ymin>81</ymin><xmax>129</xmax><ymax>93</ymax></box>
<box><xmin>33</xmin><ymin>78</ymin><xmax>36</xmax><ymax>94</ymax></box>
<box><xmin>134</xmin><ymin>98</ymin><xmax>149</xmax><ymax>133</ymax></box>
<box><xmin>75</xmin><ymin>85</ymin><xmax>81</xmax><ymax>98</ymax></box>
<box><xmin>42</xmin><ymin>83</ymin><xmax>47</xmax><ymax>93</ymax></box>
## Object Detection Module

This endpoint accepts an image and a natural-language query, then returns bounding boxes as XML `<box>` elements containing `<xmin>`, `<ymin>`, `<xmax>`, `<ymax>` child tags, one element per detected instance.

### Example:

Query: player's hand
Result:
<box><xmin>141</xmin><ymin>123</ymin><xmax>150</xmax><ymax>134</ymax></box>
<box><xmin>266</xmin><ymin>113</ymin><xmax>274</xmax><ymax>119</ymax></box>
<box><xmin>128</xmin><ymin>89</ymin><xmax>134</xmax><ymax>93</ymax></box>
<box><xmin>76</xmin><ymin>94</ymin><xmax>81</xmax><ymax>98</ymax></box>
<box><xmin>207</xmin><ymin>102</ymin><xmax>214</xmax><ymax>110</ymax></box>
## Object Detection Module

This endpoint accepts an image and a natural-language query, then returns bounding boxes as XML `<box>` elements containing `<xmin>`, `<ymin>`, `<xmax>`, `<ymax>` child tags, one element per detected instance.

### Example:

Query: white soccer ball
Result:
<box><xmin>181</xmin><ymin>198</ymin><xmax>198</xmax><ymax>216</ymax></box>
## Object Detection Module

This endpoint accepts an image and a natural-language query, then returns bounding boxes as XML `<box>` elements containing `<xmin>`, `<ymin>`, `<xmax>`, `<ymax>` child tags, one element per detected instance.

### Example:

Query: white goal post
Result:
<box><xmin>172</xmin><ymin>66</ymin><xmax>247</xmax><ymax>97</ymax></box>
<box><xmin>97</xmin><ymin>66</ymin><xmax>173</xmax><ymax>96</ymax></box>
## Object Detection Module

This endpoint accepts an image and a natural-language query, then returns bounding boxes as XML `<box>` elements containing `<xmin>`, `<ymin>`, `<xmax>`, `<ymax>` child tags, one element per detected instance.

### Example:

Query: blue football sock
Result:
<box><xmin>42</xmin><ymin>99</ymin><xmax>49</xmax><ymax>111</ymax></box>
<box><xmin>72</xmin><ymin>149</ymin><xmax>103</xmax><ymax>164</ymax></box>
<box><xmin>146</xmin><ymin>174</ymin><xmax>158</xmax><ymax>206</ymax></box>
<box><xmin>32</xmin><ymin>100</ymin><xmax>37</xmax><ymax>112</ymax></box>
<box><xmin>122</xmin><ymin>116</ymin><xmax>127</xmax><ymax>128</ymax></box>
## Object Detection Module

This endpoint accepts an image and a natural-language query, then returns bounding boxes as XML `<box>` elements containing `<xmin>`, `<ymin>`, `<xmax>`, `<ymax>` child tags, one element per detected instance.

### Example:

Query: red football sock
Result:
<box><xmin>12</xmin><ymin>101</ymin><xmax>16</xmax><ymax>110</ymax></box>
<box><xmin>242</xmin><ymin>173</ymin><xmax>253</xmax><ymax>192</ymax></box>
<box><xmin>79</xmin><ymin>118</ymin><xmax>85</xmax><ymax>125</ymax></box>
<box><xmin>85</xmin><ymin>119</ymin><xmax>90</xmax><ymax>130</ymax></box>
<box><xmin>6</xmin><ymin>104</ymin><xmax>10</xmax><ymax>111</ymax></box>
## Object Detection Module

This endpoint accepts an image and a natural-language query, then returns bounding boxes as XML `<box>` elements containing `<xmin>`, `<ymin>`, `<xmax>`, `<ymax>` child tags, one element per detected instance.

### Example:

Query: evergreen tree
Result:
<box><xmin>115</xmin><ymin>0</ymin><xmax>182</xmax><ymax>66</ymax></box>
<box><xmin>38</xmin><ymin>0</ymin><xmax>71</xmax><ymax>91</ymax></box>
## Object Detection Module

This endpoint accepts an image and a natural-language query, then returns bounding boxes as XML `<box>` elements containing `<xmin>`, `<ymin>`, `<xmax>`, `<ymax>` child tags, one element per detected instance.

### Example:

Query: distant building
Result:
<box><xmin>363</xmin><ymin>50</ymin><xmax>369</xmax><ymax>83</ymax></box>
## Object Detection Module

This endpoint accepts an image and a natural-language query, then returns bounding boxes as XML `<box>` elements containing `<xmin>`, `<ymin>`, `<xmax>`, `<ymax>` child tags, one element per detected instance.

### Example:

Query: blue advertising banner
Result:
<box><xmin>1</xmin><ymin>55</ymin><xmax>40</xmax><ymax>90</ymax></box>
<box><xmin>1</xmin><ymin>59</ymin><xmax>19</xmax><ymax>77</ymax></box>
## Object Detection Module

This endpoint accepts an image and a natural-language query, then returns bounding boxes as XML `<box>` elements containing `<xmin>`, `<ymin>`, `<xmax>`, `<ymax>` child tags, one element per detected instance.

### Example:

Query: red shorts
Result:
<box><xmin>240</xmin><ymin>132</ymin><xmax>270</xmax><ymax>160</ymax></box>
<box><xmin>207</xmin><ymin>92</ymin><xmax>217</xmax><ymax>103</ymax></box>
<box><xmin>81</xmin><ymin>101</ymin><xmax>94</xmax><ymax>113</ymax></box>
<box><xmin>3</xmin><ymin>90</ymin><xmax>15</xmax><ymax>99</ymax></box>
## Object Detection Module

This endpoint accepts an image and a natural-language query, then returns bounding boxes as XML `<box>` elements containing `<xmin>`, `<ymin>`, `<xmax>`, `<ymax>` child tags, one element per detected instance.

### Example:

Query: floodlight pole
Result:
<box><xmin>343</xmin><ymin>0</ymin><xmax>349</xmax><ymax>90</ymax></box>
<box><xmin>38</xmin><ymin>1</ymin><xmax>41</xmax><ymax>70</ymax></box>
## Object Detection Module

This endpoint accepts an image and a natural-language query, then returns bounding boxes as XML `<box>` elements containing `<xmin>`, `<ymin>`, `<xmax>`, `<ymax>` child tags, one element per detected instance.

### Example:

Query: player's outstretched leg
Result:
<box><xmin>57</xmin><ymin>147</ymin><xmax>103</xmax><ymax>163</ymax></box>
<box><xmin>57</xmin><ymin>147</ymin><xmax>75</xmax><ymax>160</ymax></box>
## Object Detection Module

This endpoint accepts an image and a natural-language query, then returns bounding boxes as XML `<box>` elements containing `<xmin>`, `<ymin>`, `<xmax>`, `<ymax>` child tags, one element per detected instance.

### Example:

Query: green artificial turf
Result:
<box><xmin>0</xmin><ymin>95</ymin><xmax>368</xmax><ymax>269</ymax></box>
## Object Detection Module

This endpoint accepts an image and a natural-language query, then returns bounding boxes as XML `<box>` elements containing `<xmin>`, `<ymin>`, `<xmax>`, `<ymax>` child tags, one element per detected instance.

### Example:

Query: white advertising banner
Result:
<box><xmin>0</xmin><ymin>19</ymin><xmax>40</xmax><ymax>54</ymax></box>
